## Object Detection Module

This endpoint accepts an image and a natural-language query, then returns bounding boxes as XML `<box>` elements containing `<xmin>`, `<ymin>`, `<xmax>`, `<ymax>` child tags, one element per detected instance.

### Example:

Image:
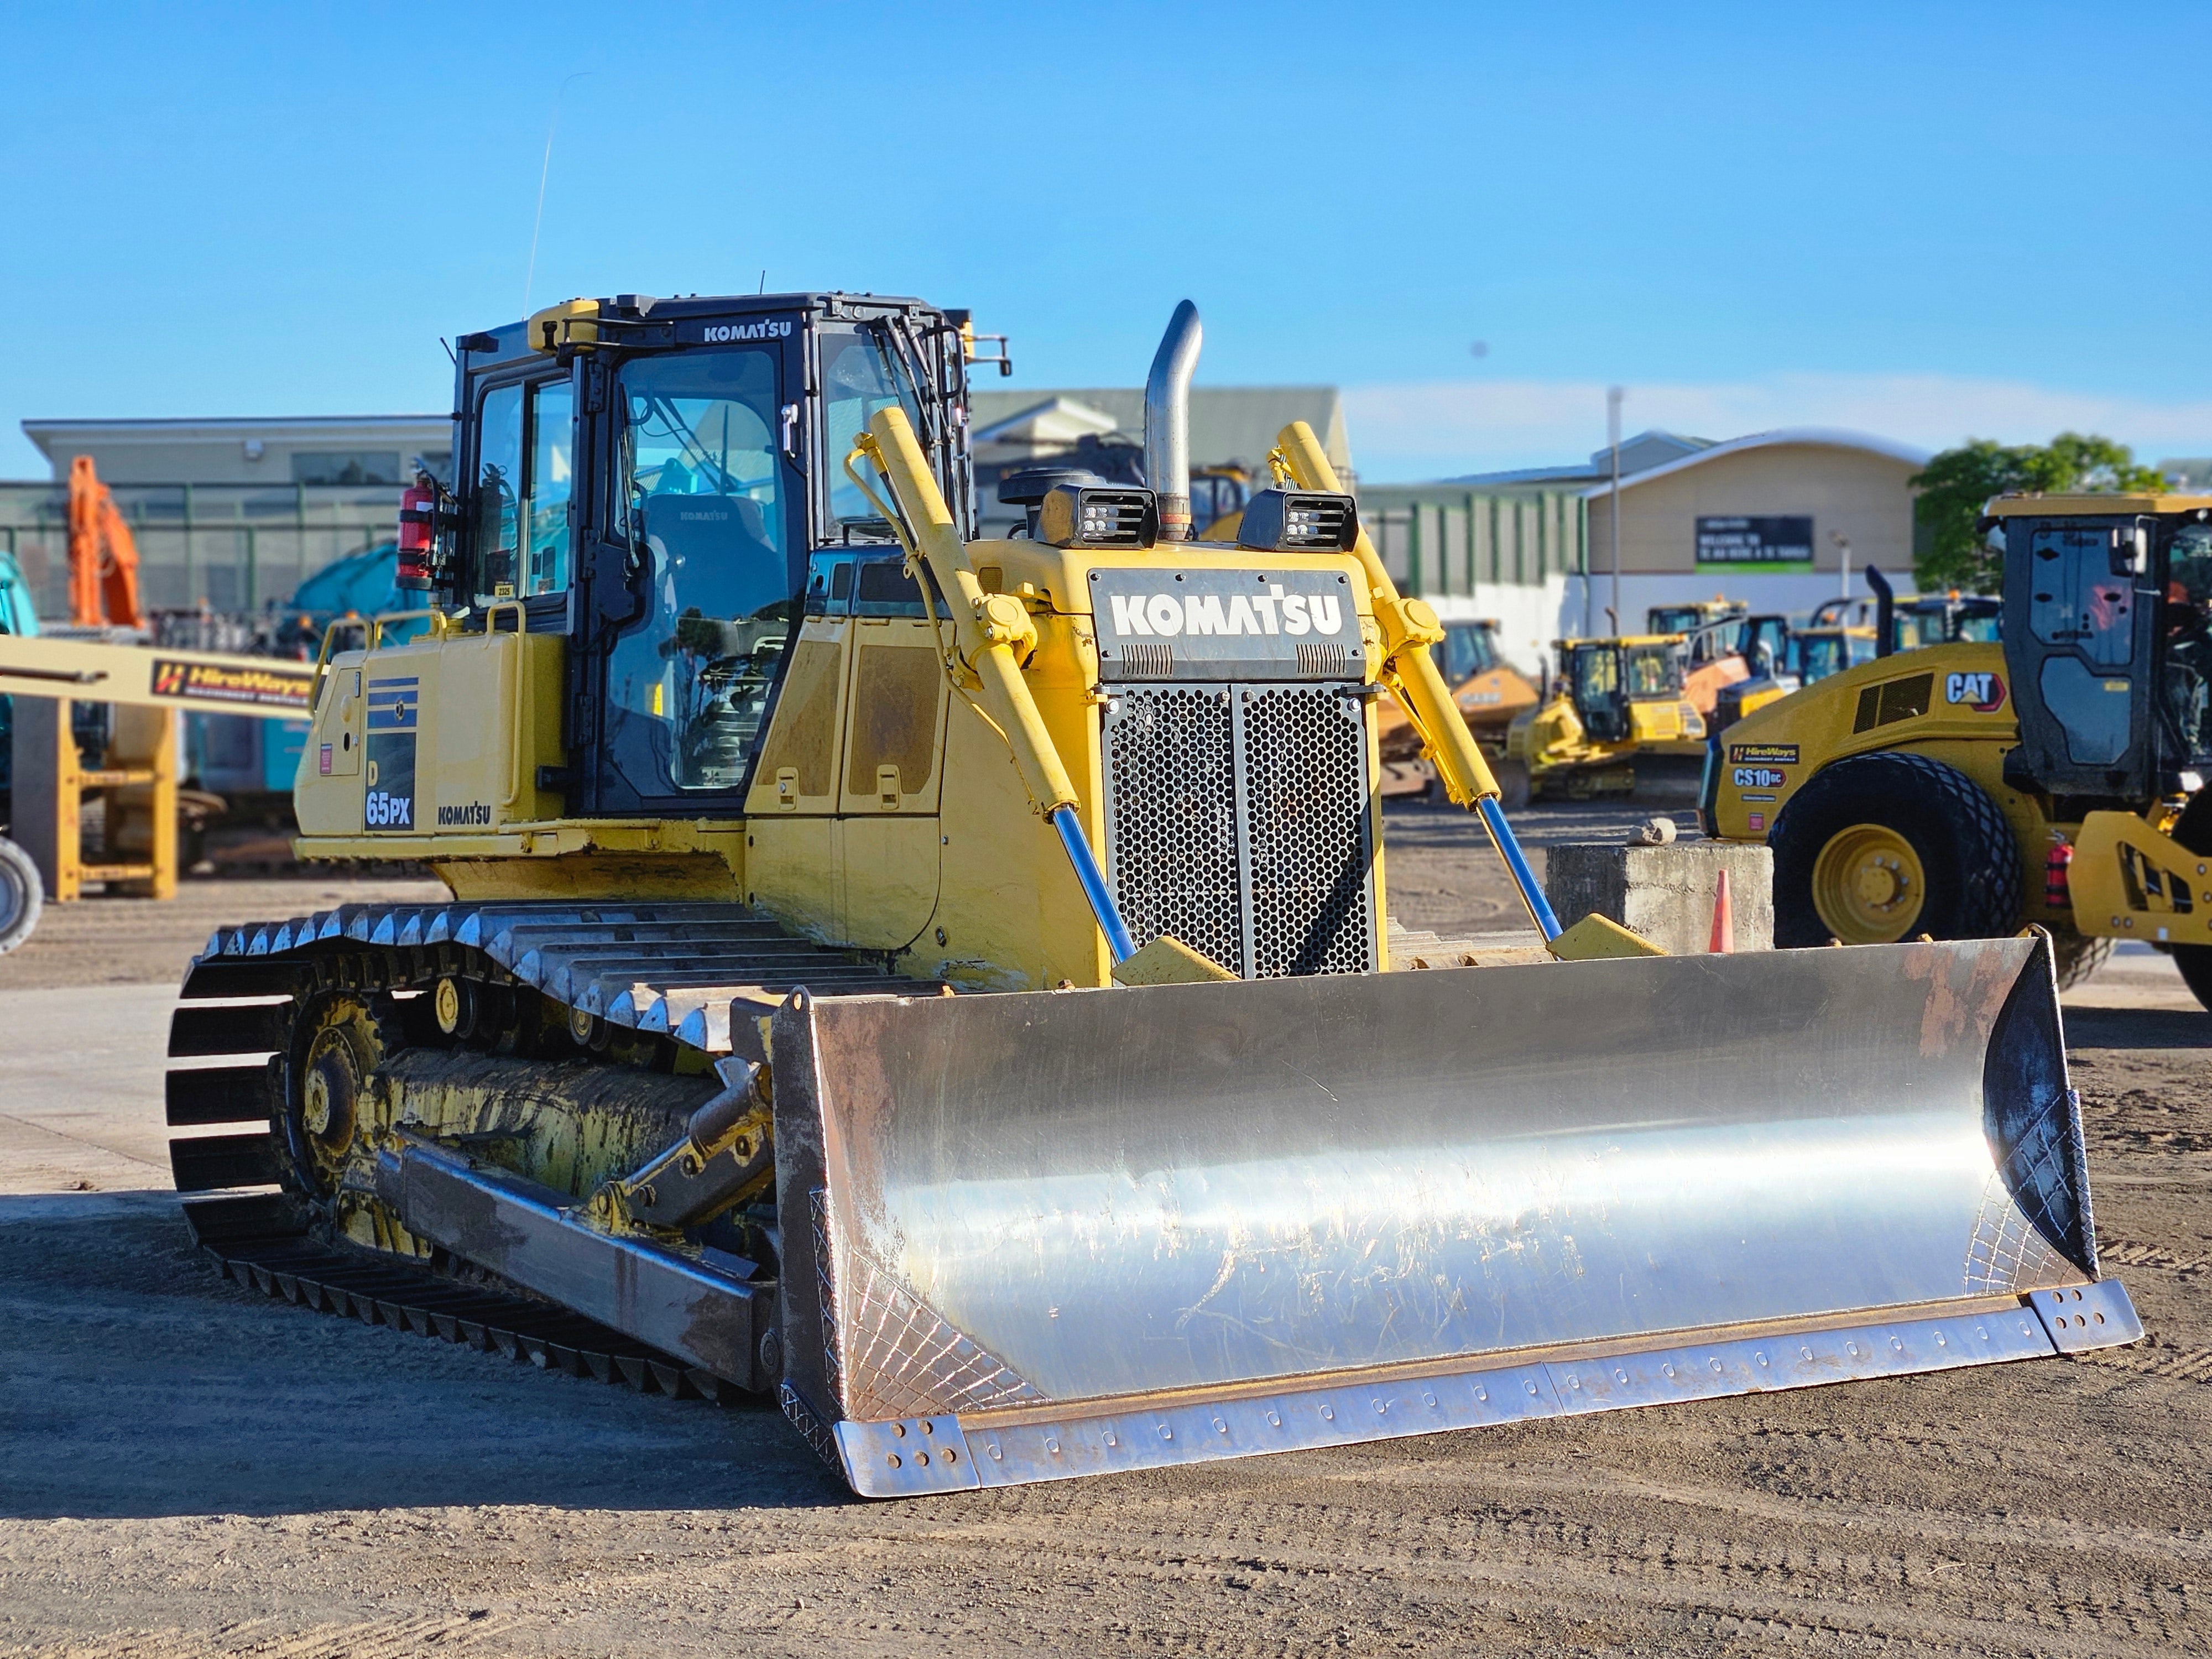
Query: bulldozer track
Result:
<box><xmin>166</xmin><ymin>897</ymin><xmax>926</xmax><ymax>1404</ymax></box>
<box><xmin>181</xmin><ymin>1190</ymin><xmax>739</xmax><ymax>1403</ymax></box>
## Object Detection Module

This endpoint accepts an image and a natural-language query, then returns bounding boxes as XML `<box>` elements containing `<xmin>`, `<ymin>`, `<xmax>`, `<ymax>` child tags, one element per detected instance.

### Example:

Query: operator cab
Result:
<box><xmin>1648</xmin><ymin>599</ymin><xmax>1747</xmax><ymax>664</ymax></box>
<box><xmin>1436</xmin><ymin>619</ymin><xmax>1501</xmax><ymax>684</ymax></box>
<box><xmin>1569</xmin><ymin>638</ymin><xmax>1686</xmax><ymax>743</ymax></box>
<box><xmin>1893</xmin><ymin>592</ymin><xmax>2002</xmax><ymax>651</ymax></box>
<box><xmin>426</xmin><ymin>294</ymin><xmax>977</xmax><ymax>818</ymax></box>
<box><xmin>1988</xmin><ymin>497</ymin><xmax>2212</xmax><ymax>798</ymax></box>
<box><xmin>1788</xmin><ymin>627</ymin><xmax>1878</xmax><ymax>683</ymax></box>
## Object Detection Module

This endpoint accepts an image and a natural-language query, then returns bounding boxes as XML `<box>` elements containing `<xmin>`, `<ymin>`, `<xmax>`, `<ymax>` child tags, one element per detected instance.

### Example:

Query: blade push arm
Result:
<box><xmin>1274</xmin><ymin>420</ymin><xmax>1562</xmax><ymax>941</ymax></box>
<box><xmin>1274</xmin><ymin>421</ymin><xmax>1500</xmax><ymax>806</ymax></box>
<box><xmin>1274</xmin><ymin>425</ymin><xmax>1566</xmax><ymax>947</ymax></box>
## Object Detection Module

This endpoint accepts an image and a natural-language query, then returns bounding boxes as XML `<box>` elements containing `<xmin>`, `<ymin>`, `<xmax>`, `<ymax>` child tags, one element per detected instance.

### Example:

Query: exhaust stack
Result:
<box><xmin>1144</xmin><ymin>300</ymin><xmax>1202</xmax><ymax>540</ymax></box>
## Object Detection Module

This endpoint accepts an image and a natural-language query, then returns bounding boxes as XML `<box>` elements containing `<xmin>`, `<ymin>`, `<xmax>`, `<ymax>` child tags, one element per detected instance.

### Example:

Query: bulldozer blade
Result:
<box><xmin>768</xmin><ymin>934</ymin><xmax>2139</xmax><ymax>1498</ymax></box>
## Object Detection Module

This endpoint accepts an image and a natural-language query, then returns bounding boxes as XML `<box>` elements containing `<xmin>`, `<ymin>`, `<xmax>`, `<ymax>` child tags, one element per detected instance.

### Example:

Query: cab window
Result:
<box><xmin>604</xmin><ymin>346</ymin><xmax>790</xmax><ymax>794</ymax></box>
<box><xmin>1573</xmin><ymin>646</ymin><xmax>1619</xmax><ymax>706</ymax></box>
<box><xmin>1625</xmin><ymin>645</ymin><xmax>1678</xmax><ymax>697</ymax></box>
<box><xmin>526</xmin><ymin>379</ymin><xmax>573</xmax><ymax>595</ymax></box>
<box><xmin>1439</xmin><ymin>623</ymin><xmax>1496</xmax><ymax>682</ymax></box>
<box><xmin>821</xmin><ymin>327</ymin><xmax>924</xmax><ymax>533</ymax></box>
<box><xmin>2166</xmin><ymin>524</ymin><xmax>2212</xmax><ymax>766</ymax></box>
<box><xmin>471</xmin><ymin>377</ymin><xmax>574</xmax><ymax>603</ymax></box>
<box><xmin>472</xmin><ymin>384</ymin><xmax>523</xmax><ymax>599</ymax></box>
<box><xmin>2027</xmin><ymin>525</ymin><xmax>2135</xmax><ymax>669</ymax></box>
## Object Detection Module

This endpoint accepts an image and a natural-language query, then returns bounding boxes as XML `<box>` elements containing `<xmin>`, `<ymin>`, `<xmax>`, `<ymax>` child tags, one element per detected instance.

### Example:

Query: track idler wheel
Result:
<box><xmin>281</xmin><ymin>992</ymin><xmax>394</xmax><ymax>1197</ymax></box>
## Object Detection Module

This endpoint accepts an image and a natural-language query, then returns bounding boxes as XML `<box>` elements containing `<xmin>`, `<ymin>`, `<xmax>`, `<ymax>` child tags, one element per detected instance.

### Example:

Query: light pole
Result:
<box><xmin>1832</xmin><ymin>530</ymin><xmax>1853</xmax><ymax>603</ymax></box>
<box><xmin>1606</xmin><ymin>386</ymin><xmax>1624</xmax><ymax>633</ymax></box>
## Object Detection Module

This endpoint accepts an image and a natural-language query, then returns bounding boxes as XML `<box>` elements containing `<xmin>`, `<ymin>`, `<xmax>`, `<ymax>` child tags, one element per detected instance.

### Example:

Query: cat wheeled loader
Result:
<box><xmin>1709</xmin><ymin>495</ymin><xmax>2212</xmax><ymax>1005</ymax></box>
<box><xmin>161</xmin><ymin>294</ymin><xmax>2136</xmax><ymax>1498</ymax></box>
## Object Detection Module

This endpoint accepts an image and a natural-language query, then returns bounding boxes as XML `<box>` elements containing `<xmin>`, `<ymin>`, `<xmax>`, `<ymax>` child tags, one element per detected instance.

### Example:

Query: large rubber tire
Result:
<box><xmin>1771</xmin><ymin>752</ymin><xmax>2021</xmax><ymax>948</ymax></box>
<box><xmin>2176</xmin><ymin>947</ymin><xmax>2212</xmax><ymax>1012</ymax></box>
<box><xmin>0</xmin><ymin>833</ymin><xmax>40</xmax><ymax>956</ymax></box>
<box><xmin>2047</xmin><ymin>924</ymin><xmax>2115</xmax><ymax>990</ymax></box>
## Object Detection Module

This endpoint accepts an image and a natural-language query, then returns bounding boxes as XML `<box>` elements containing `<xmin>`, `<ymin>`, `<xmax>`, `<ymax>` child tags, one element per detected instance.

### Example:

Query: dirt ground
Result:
<box><xmin>1</xmin><ymin>810</ymin><xmax>2208</xmax><ymax>1657</ymax></box>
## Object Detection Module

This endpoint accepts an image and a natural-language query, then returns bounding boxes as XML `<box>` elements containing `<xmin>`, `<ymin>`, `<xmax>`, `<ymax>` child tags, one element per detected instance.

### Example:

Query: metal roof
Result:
<box><xmin>1574</xmin><ymin>428</ymin><xmax>1929</xmax><ymax>498</ymax></box>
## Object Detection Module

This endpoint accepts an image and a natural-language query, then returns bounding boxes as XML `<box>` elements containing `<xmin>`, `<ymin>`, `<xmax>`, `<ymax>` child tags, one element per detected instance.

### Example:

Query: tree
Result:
<box><xmin>1911</xmin><ymin>432</ymin><xmax>2166</xmax><ymax>592</ymax></box>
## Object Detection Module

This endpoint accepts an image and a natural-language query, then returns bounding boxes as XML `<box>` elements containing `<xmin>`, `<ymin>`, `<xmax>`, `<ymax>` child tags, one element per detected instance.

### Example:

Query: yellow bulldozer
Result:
<box><xmin>1504</xmin><ymin>632</ymin><xmax>1709</xmax><ymax>799</ymax></box>
<box><xmin>90</xmin><ymin>294</ymin><xmax>2140</xmax><ymax>1498</ymax></box>
<box><xmin>1708</xmin><ymin>495</ymin><xmax>2212</xmax><ymax>1006</ymax></box>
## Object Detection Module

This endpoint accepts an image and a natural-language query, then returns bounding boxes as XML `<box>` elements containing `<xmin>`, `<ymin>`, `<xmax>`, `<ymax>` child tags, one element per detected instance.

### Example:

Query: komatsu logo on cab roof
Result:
<box><xmin>702</xmin><ymin>320</ymin><xmax>792</xmax><ymax>342</ymax></box>
<box><xmin>1107</xmin><ymin>585</ymin><xmax>1344</xmax><ymax>639</ymax></box>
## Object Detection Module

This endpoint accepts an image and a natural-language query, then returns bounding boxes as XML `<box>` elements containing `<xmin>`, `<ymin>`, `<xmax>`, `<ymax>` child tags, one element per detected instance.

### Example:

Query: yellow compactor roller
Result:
<box><xmin>148</xmin><ymin>294</ymin><xmax>2137</xmax><ymax>1497</ymax></box>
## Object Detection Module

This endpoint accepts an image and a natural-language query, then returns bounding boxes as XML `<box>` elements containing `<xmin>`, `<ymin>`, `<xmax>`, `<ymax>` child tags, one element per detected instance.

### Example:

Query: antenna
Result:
<box><xmin>759</xmin><ymin>269</ymin><xmax>767</xmax><ymax>295</ymax></box>
<box><xmin>523</xmin><ymin>71</ymin><xmax>593</xmax><ymax>316</ymax></box>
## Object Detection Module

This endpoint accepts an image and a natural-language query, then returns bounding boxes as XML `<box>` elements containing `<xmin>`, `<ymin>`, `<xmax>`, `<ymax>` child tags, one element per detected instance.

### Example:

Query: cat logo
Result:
<box><xmin>1944</xmin><ymin>671</ymin><xmax>2007</xmax><ymax>713</ymax></box>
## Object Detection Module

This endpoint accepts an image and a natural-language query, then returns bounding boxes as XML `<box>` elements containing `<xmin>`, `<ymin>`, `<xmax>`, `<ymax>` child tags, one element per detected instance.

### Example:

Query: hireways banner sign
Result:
<box><xmin>1695</xmin><ymin>515</ymin><xmax>1814</xmax><ymax>570</ymax></box>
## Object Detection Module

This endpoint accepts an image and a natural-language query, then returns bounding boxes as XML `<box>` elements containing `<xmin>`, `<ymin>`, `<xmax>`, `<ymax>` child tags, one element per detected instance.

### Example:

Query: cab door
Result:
<box><xmin>2004</xmin><ymin>517</ymin><xmax>2159</xmax><ymax>796</ymax></box>
<box><xmin>570</xmin><ymin>325</ymin><xmax>809</xmax><ymax>818</ymax></box>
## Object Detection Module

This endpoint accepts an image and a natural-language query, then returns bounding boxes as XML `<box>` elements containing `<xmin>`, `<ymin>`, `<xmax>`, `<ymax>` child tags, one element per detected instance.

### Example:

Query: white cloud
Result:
<box><xmin>1343</xmin><ymin>374</ymin><xmax>2212</xmax><ymax>483</ymax></box>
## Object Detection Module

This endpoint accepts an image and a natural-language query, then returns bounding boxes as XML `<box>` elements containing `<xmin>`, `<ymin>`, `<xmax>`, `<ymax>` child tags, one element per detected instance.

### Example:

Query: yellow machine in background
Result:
<box><xmin>0</xmin><ymin>633</ymin><xmax>321</xmax><ymax>950</ymax></box>
<box><xmin>1506</xmin><ymin>633</ymin><xmax>1707</xmax><ymax>799</ymax></box>
<box><xmin>1648</xmin><ymin>597</ymin><xmax>1751</xmax><ymax>717</ymax></box>
<box><xmin>158</xmin><ymin>293</ymin><xmax>2135</xmax><ymax>1499</ymax></box>
<box><xmin>1710</xmin><ymin>494</ymin><xmax>2212</xmax><ymax>1004</ymax></box>
<box><xmin>1374</xmin><ymin>616</ymin><xmax>1542</xmax><ymax>800</ymax></box>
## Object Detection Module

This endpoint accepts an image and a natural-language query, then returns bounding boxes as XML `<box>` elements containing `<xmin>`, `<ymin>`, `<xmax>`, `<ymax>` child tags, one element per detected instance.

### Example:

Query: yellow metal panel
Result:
<box><xmin>2070</xmin><ymin>812</ymin><xmax>2212</xmax><ymax>947</ymax></box>
<box><xmin>835</xmin><ymin>816</ymin><xmax>943</xmax><ymax>950</ymax></box>
<box><xmin>905</xmin><ymin>682</ymin><xmax>1105</xmax><ymax>990</ymax></box>
<box><xmin>295</xmin><ymin>624</ymin><xmax>562</xmax><ymax>846</ymax></box>
<box><xmin>1707</xmin><ymin>643</ymin><xmax>2018</xmax><ymax>842</ymax></box>
<box><xmin>434</xmin><ymin>850</ymin><xmax>740</xmax><ymax>902</ymax></box>
<box><xmin>838</xmin><ymin>622</ymin><xmax>947</xmax><ymax>814</ymax></box>
<box><xmin>1113</xmin><ymin>935</ymin><xmax>1239</xmax><ymax>984</ymax></box>
<box><xmin>742</xmin><ymin>816</ymin><xmax>839</xmax><ymax>945</ymax></box>
<box><xmin>1547</xmin><ymin>914</ymin><xmax>1665</xmax><ymax>959</ymax></box>
<box><xmin>426</xmin><ymin>627</ymin><xmax>564</xmax><ymax>830</ymax></box>
<box><xmin>746</xmin><ymin>621</ymin><xmax>848</xmax><ymax>816</ymax></box>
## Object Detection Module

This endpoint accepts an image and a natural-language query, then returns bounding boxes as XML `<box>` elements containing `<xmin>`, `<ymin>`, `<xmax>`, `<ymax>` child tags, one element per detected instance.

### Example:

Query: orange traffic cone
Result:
<box><xmin>1709</xmin><ymin>868</ymin><xmax>1734</xmax><ymax>954</ymax></box>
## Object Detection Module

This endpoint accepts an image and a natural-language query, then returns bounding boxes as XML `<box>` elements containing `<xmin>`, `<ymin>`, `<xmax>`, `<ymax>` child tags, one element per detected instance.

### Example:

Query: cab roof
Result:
<box><xmin>1984</xmin><ymin>492</ymin><xmax>2212</xmax><ymax>518</ymax></box>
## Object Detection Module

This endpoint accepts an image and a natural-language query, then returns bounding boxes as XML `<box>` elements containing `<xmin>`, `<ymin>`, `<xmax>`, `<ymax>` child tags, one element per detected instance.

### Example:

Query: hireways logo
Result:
<box><xmin>1106</xmin><ymin>585</ymin><xmax>1344</xmax><ymax>639</ymax></box>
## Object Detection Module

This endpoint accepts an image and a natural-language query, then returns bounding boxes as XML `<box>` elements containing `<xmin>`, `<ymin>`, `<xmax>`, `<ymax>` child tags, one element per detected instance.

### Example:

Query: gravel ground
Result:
<box><xmin>0</xmin><ymin>808</ymin><xmax>2205</xmax><ymax>1657</ymax></box>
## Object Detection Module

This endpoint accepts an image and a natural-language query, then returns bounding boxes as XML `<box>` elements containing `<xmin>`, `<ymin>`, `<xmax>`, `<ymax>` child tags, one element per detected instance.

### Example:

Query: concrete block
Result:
<box><xmin>1543</xmin><ymin>838</ymin><xmax>1774</xmax><ymax>956</ymax></box>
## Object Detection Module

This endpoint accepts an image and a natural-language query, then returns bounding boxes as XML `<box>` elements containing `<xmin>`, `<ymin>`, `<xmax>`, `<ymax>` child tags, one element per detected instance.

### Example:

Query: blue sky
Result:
<box><xmin>4</xmin><ymin>1</ymin><xmax>2209</xmax><ymax>480</ymax></box>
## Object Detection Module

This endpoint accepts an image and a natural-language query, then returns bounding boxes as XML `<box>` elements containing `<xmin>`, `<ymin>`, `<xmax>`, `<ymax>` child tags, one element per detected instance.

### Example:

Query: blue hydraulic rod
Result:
<box><xmin>1477</xmin><ymin>795</ymin><xmax>1563</xmax><ymax>942</ymax></box>
<box><xmin>1051</xmin><ymin>804</ymin><xmax>1139</xmax><ymax>964</ymax></box>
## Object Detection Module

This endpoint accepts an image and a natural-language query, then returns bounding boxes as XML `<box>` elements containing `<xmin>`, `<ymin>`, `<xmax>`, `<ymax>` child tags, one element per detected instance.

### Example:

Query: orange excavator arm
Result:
<box><xmin>66</xmin><ymin>455</ymin><xmax>143</xmax><ymax>629</ymax></box>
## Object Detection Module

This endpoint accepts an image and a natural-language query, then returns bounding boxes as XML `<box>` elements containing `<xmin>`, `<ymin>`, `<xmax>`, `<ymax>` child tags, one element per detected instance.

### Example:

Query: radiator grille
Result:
<box><xmin>1100</xmin><ymin>687</ymin><xmax>1244</xmax><ymax>974</ymax></box>
<box><xmin>1242</xmin><ymin>687</ymin><xmax>1374</xmax><ymax>976</ymax></box>
<box><xmin>1102</xmin><ymin>683</ymin><xmax>1375</xmax><ymax>978</ymax></box>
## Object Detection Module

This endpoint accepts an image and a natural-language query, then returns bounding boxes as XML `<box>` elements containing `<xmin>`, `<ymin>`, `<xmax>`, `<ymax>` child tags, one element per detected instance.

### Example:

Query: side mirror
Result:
<box><xmin>2112</xmin><ymin>523</ymin><xmax>2149</xmax><ymax>577</ymax></box>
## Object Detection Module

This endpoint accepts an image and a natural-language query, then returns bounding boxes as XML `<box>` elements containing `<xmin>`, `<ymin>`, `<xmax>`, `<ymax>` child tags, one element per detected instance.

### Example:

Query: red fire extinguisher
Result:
<box><xmin>397</xmin><ymin>472</ymin><xmax>440</xmax><ymax>589</ymax></box>
<box><xmin>2045</xmin><ymin>841</ymin><xmax>2074</xmax><ymax>910</ymax></box>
